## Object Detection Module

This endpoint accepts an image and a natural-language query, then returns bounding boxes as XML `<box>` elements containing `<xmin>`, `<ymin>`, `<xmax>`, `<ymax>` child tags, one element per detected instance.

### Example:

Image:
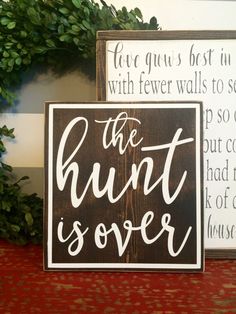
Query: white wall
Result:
<box><xmin>106</xmin><ymin>0</ymin><xmax>236</xmax><ymax>30</ymax></box>
<box><xmin>1</xmin><ymin>71</ymin><xmax>95</xmax><ymax>196</ymax></box>
<box><xmin>1</xmin><ymin>0</ymin><xmax>236</xmax><ymax>197</ymax></box>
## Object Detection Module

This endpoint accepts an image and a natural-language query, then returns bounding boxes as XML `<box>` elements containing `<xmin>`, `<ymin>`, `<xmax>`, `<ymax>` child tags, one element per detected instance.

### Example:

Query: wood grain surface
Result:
<box><xmin>44</xmin><ymin>102</ymin><xmax>203</xmax><ymax>271</ymax></box>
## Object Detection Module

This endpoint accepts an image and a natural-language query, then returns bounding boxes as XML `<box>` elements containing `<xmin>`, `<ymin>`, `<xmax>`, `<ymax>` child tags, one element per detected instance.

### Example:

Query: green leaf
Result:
<box><xmin>5</xmin><ymin>42</ymin><xmax>13</xmax><ymax>49</ymax></box>
<box><xmin>3</xmin><ymin>51</ymin><xmax>9</xmax><ymax>58</ymax></box>
<box><xmin>83</xmin><ymin>6</ymin><xmax>90</xmax><ymax>16</ymax></box>
<box><xmin>11</xmin><ymin>51</ymin><xmax>19</xmax><ymax>58</ymax></box>
<box><xmin>20</xmin><ymin>176</ymin><xmax>29</xmax><ymax>181</ymax></box>
<box><xmin>72</xmin><ymin>24</ymin><xmax>80</xmax><ymax>32</ymax></box>
<box><xmin>68</xmin><ymin>15</ymin><xmax>77</xmax><ymax>24</ymax></box>
<box><xmin>59</xmin><ymin>34</ymin><xmax>72</xmax><ymax>43</ymax></box>
<box><xmin>72</xmin><ymin>0</ymin><xmax>82</xmax><ymax>9</ymax></box>
<box><xmin>0</xmin><ymin>143</ymin><xmax>6</xmax><ymax>153</ymax></box>
<box><xmin>46</xmin><ymin>39</ymin><xmax>56</xmax><ymax>48</ymax></box>
<box><xmin>8</xmin><ymin>59</ymin><xmax>14</xmax><ymax>67</ymax></box>
<box><xmin>25</xmin><ymin>212</ymin><xmax>34</xmax><ymax>226</ymax></box>
<box><xmin>59</xmin><ymin>7</ymin><xmax>69</xmax><ymax>15</ymax></box>
<box><xmin>78</xmin><ymin>23</ymin><xmax>86</xmax><ymax>31</ymax></box>
<box><xmin>22</xmin><ymin>57</ymin><xmax>31</xmax><ymax>65</ymax></box>
<box><xmin>34</xmin><ymin>46</ymin><xmax>47</xmax><ymax>54</ymax></box>
<box><xmin>20</xmin><ymin>31</ymin><xmax>27</xmax><ymax>38</ymax></box>
<box><xmin>1</xmin><ymin>163</ymin><xmax>12</xmax><ymax>172</ymax></box>
<box><xmin>21</xmin><ymin>48</ymin><xmax>28</xmax><ymax>55</ymax></box>
<box><xmin>11</xmin><ymin>224</ymin><xmax>20</xmax><ymax>233</ymax></box>
<box><xmin>100</xmin><ymin>0</ymin><xmax>108</xmax><ymax>7</ymax></box>
<box><xmin>122</xmin><ymin>6</ymin><xmax>128</xmax><ymax>15</ymax></box>
<box><xmin>128</xmin><ymin>12</ymin><xmax>137</xmax><ymax>23</ymax></box>
<box><xmin>110</xmin><ymin>4</ymin><xmax>117</xmax><ymax>16</ymax></box>
<box><xmin>7</xmin><ymin>21</ymin><xmax>16</xmax><ymax>30</ymax></box>
<box><xmin>73</xmin><ymin>37</ymin><xmax>79</xmax><ymax>46</ymax></box>
<box><xmin>134</xmin><ymin>7</ymin><xmax>143</xmax><ymax>20</ymax></box>
<box><xmin>149</xmin><ymin>16</ymin><xmax>158</xmax><ymax>28</ymax></box>
<box><xmin>2</xmin><ymin>201</ymin><xmax>11</xmax><ymax>212</ymax></box>
<box><xmin>27</xmin><ymin>7</ymin><xmax>41</xmax><ymax>25</ymax></box>
<box><xmin>4</xmin><ymin>127</ymin><xmax>15</xmax><ymax>139</ymax></box>
<box><xmin>58</xmin><ymin>24</ymin><xmax>64</xmax><ymax>34</ymax></box>
<box><xmin>6</xmin><ymin>11</ymin><xmax>13</xmax><ymax>18</ymax></box>
<box><xmin>59</xmin><ymin>16</ymin><xmax>70</xmax><ymax>27</ymax></box>
<box><xmin>15</xmin><ymin>57</ymin><xmax>22</xmax><ymax>66</ymax></box>
<box><xmin>82</xmin><ymin>20</ymin><xmax>91</xmax><ymax>30</ymax></box>
<box><xmin>1</xmin><ymin>17</ymin><xmax>11</xmax><ymax>26</ymax></box>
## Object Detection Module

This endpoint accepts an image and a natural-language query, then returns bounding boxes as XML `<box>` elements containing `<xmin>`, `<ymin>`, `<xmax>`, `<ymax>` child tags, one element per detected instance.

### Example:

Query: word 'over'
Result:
<box><xmin>57</xmin><ymin>211</ymin><xmax>192</xmax><ymax>258</ymax></box>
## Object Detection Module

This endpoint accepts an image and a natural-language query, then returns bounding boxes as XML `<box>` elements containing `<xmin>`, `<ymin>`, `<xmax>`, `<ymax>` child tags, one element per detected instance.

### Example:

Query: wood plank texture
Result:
<box><xmin>97</xmin><ymin>30</ymin><xmax>236</xmax><ymax>41</ymax></box>
<box><xmin>44</xmin><ymin>102</ymin><xmax>203</xmax><ymax>271</ymax></box>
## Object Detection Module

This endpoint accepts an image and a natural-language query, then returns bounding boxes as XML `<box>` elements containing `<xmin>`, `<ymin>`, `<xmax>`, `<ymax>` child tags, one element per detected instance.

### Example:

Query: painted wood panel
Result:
<box><xmin>44</xmin><ymin>102</ymin><xmax>203</xmax><ymax>271</ymax></box>
<box><xmin>96</xmin><ymin>30</ymin><xmax>236</xmax><ymax>258</ymax></box>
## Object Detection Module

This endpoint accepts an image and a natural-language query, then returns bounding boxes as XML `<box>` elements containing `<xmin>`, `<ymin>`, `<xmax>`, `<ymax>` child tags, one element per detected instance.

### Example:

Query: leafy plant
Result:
<box><xmin>0</xmin><ymin>126</ymin><xmax>43</xmax><ymax>244</ymax></box>
<box><xmin>0</xmin><ymin>0</ymin><xmax>159</xmax><ymax>109</ymax></box>
<box><xmin>0</xmin><ymin>0</ymin><xmax>159</xmax><ymax>244</ymax></box>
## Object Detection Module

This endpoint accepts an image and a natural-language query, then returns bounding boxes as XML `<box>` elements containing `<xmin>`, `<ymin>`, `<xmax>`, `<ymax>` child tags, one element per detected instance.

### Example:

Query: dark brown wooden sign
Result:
<box><xmin>44</xmin><ymin>102</ymin><xmax>203</xmax><ymax>271</ymax></box>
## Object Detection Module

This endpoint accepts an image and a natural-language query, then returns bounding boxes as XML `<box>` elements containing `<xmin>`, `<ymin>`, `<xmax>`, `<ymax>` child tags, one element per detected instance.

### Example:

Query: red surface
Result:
<box><xmin>0</xmin><ymin>240</ymin><xmax>236</xmax><ymax>313</ymax></box>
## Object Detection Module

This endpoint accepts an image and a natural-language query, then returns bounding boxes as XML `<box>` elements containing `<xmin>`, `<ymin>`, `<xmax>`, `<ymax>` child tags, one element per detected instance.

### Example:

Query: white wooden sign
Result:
<box><xmin>97</xmin><ymin>31</ymin><xmax>236</xmax><ymax>258</ymax></box>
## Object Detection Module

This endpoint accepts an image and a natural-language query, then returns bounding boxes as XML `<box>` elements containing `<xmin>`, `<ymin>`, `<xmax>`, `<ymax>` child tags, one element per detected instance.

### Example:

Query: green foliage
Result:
<box><xmin>0</xmin><ymin>126</ymin><xmax>43</xmax><ymax>245</ymax></box>
<box><xmin>0</xmin><ymin>0</ymin><xmax>159</xmax><ymax>109</ymax></box>
<box><xmin>0</xmin><ymin>1</ymin><xmax>159</xmax><ymax>245</ymax></box>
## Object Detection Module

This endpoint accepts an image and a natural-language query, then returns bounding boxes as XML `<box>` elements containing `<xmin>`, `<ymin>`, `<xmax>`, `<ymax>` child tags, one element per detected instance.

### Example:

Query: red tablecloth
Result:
<box><xmin>0</xmin><ymin>240</ymin><xmax>235</xmax><ymax>313</ymax></box>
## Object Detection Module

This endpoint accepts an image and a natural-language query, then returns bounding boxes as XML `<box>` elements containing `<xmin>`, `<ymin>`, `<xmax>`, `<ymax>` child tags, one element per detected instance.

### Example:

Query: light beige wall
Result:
<box><xmin>1</xmin><ymin>0</ymin><xmax>236</xmax><ymax>197</ymax></box>
<box><xmin>106</xmin><ymin>0</ymin><xmax>236</xmax><ymax>30</ymax></box>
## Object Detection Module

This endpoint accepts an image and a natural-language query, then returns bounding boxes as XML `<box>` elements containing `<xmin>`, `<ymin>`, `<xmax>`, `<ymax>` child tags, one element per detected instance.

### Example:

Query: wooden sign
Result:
<box><xmin>44</xmin><ymin>102</ymin><xmax>203</xmax><ymax>271</ymax></box>
<box><xmin>96</xmin><ymin>30</ymin><xmax>236</xmax><ymax>259</ymax></box>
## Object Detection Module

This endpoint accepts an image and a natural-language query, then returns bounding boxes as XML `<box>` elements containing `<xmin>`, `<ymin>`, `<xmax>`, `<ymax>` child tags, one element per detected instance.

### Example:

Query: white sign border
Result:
<box><xmin>46</xmin><ymin>102</ymin><xmax>202</xmax><ymax>270</ymax></box>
